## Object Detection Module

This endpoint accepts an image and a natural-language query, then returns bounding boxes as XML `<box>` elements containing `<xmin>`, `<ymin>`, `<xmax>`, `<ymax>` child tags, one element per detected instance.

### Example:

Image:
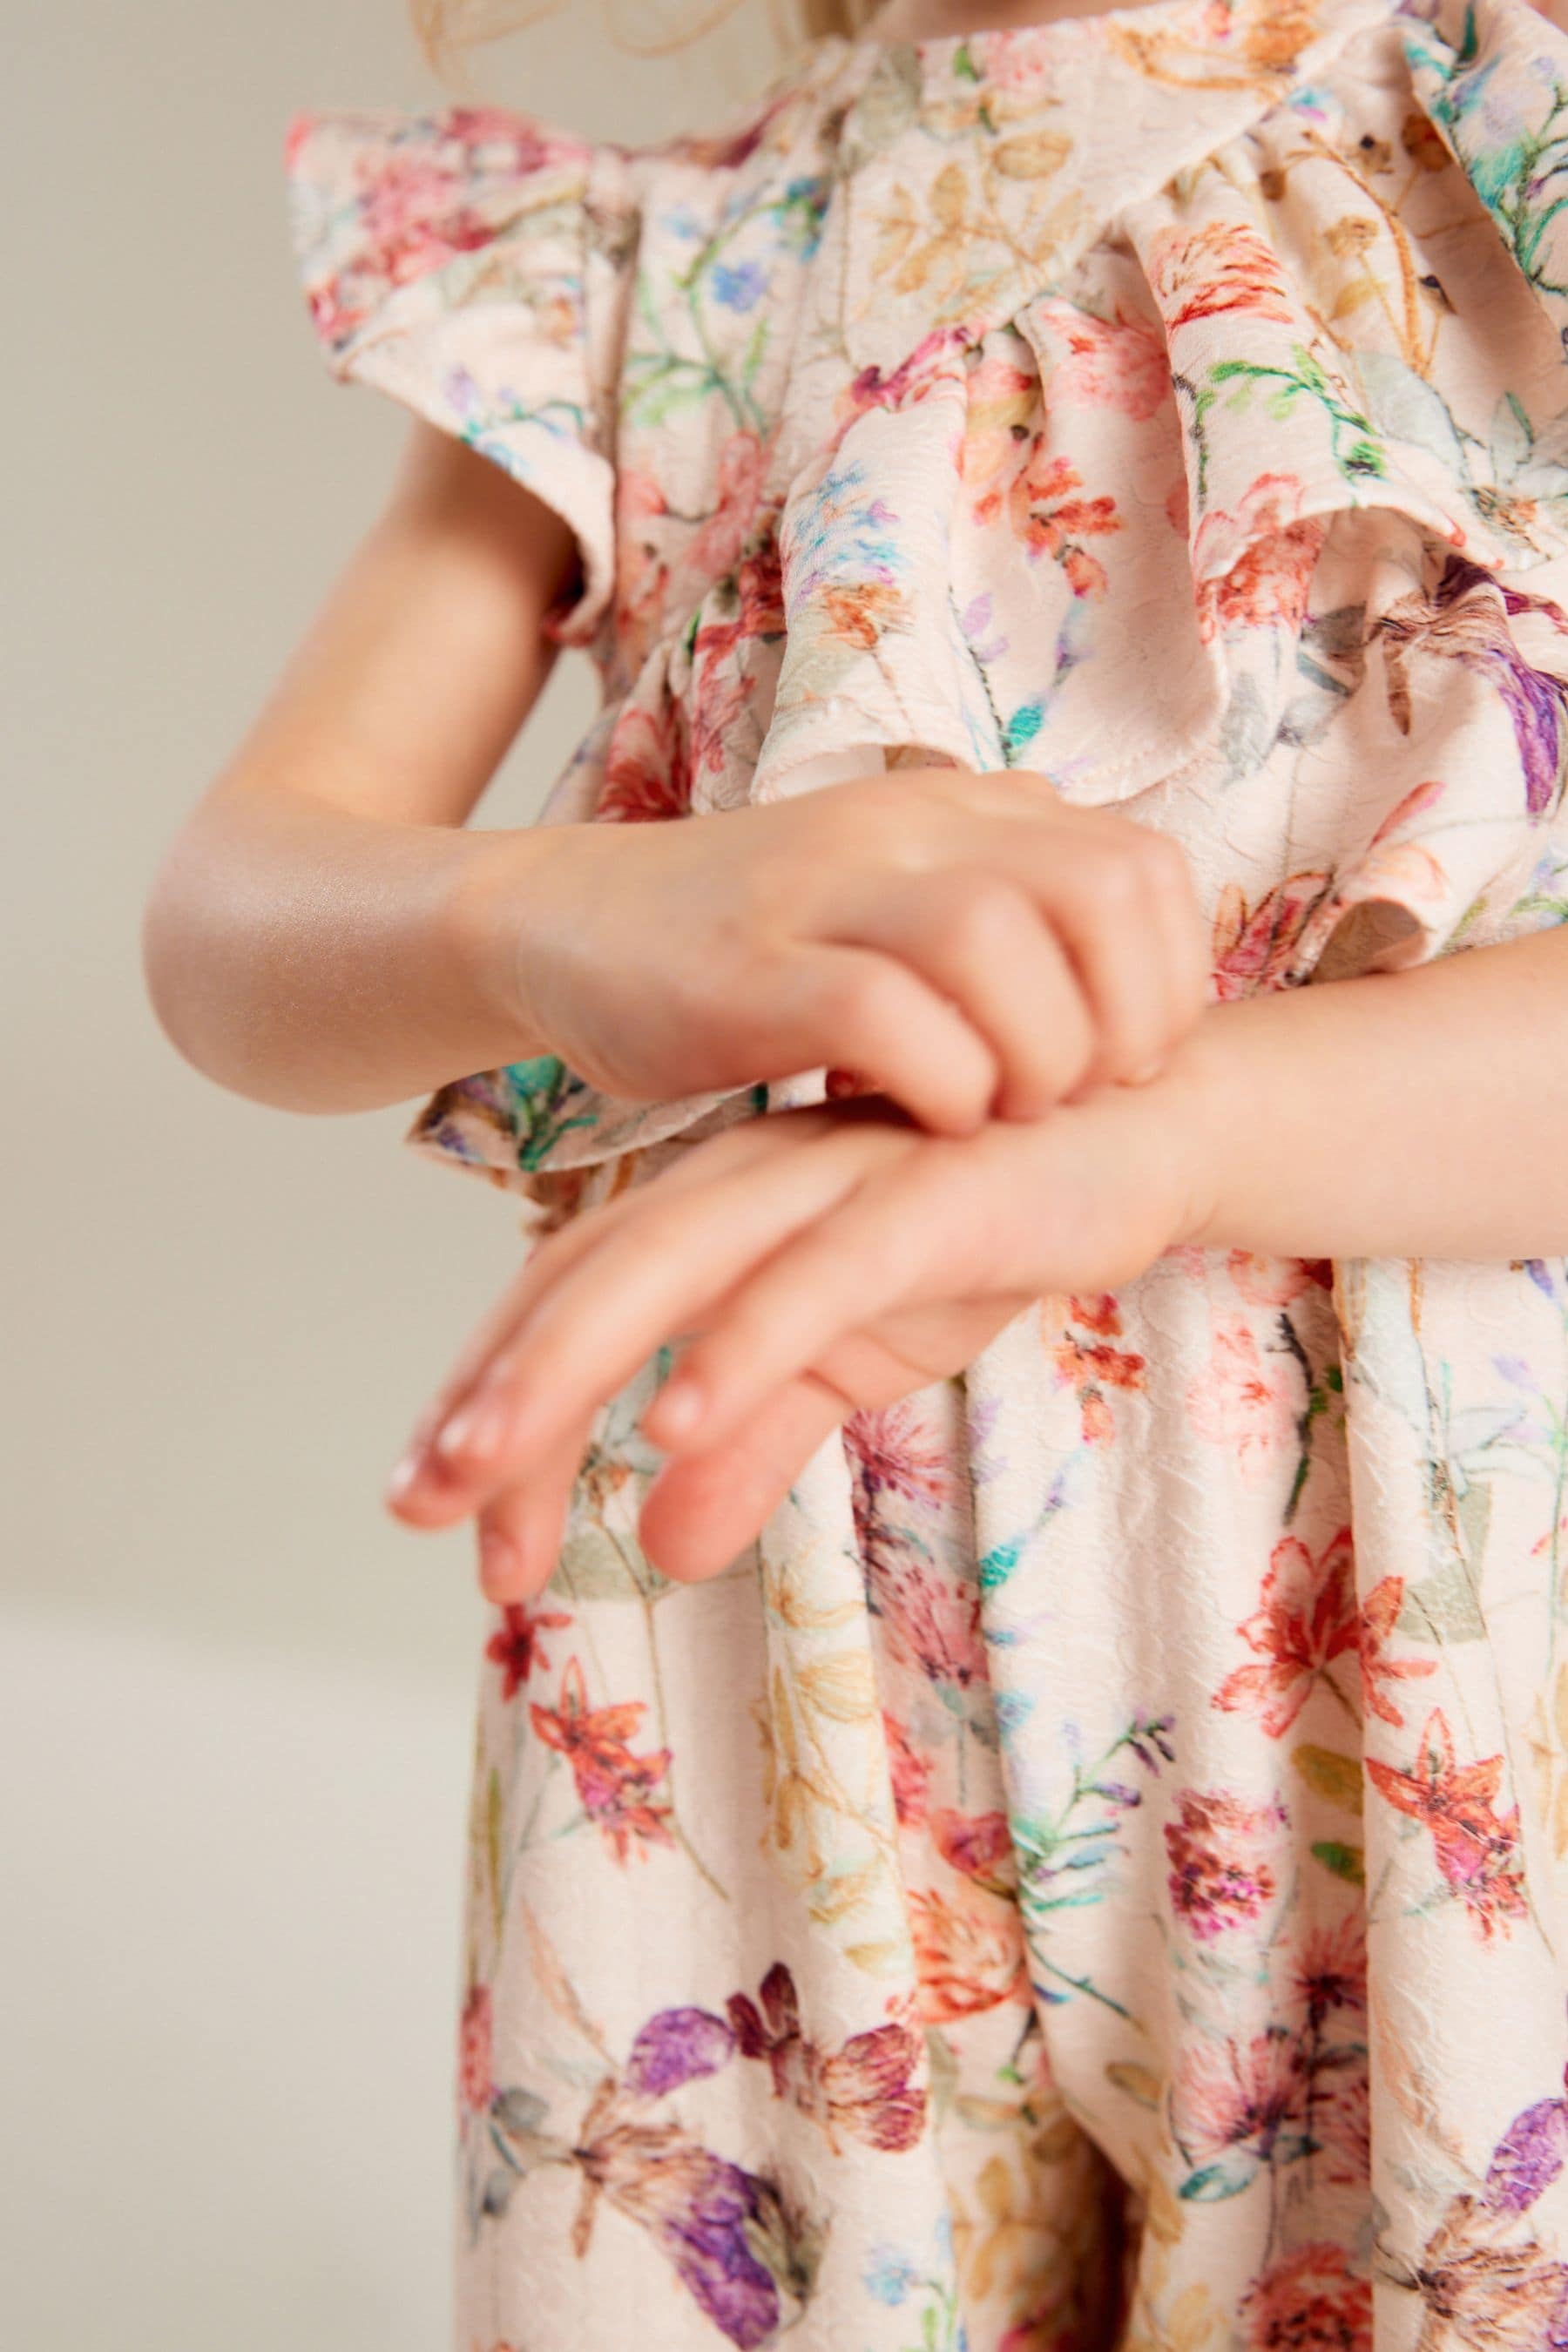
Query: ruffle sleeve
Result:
<box><xmin>357</xmin><ymin>0</ymin><xmax>1568</xmax><ymax>1214</ymax></box>
<box><xmin>283</xmin><ymin>105</ymin><xmax>635</xmax><ymax>645</ymax></box>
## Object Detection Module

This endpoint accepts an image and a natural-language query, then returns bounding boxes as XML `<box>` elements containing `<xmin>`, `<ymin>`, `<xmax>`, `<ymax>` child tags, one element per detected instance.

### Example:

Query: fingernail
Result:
<box><xmin>652</xmin><ymin>1376</ymin><xmax>703</xmax><ymax>1440</ymax></box>
<box><xmin>435</xmin><ymin>1390</ymin><xmax>510</xmax><ymax>1462</ymax></box>
<box><xmin>386</xmin><ymin>1447</ymin><xmax>427</xmax><ymax>1503</ymax></box>
<box><xmin>479</xmin><ymin>1527</ymin><xmax>522</xmax><ymax>1599</ymax></box>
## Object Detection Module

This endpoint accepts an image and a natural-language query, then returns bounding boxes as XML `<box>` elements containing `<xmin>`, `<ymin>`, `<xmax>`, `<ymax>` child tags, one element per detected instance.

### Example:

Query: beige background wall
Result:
<box><xmin>4</xmin><ymin>1</ymin><xmax>778</xmax><ymax>2341</ymax></box>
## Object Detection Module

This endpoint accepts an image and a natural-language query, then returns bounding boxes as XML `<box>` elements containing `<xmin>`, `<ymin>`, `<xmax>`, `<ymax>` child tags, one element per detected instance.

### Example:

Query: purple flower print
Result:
<box><xmin>624</xmin><ymin>2006</ymin><xmax>736</xmax><ymax>2099</ymax></box>
<box><xmin>583</xmin><ymin>2126</ymin><xmax>799</xmax><ymax>2349</ymax></box>
<box><xmin>1484</xmin><ymin>2096</ymin><xmax>1568</xmax><ymax>2216</ymax></box>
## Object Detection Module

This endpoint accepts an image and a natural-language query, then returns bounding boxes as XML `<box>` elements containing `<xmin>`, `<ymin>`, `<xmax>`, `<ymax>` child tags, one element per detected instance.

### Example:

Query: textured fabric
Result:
<box><xmin>287</xmin><ymin>3</ymin><xmax>1568</xmax><ymax>2343</ymax></box>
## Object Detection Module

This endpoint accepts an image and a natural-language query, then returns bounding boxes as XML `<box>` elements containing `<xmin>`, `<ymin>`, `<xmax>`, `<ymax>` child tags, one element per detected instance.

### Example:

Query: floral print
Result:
<box><xmin>285</xmin><ymin>0</ymin><xmax>1568</xmax><ymax>2343</ymax></box>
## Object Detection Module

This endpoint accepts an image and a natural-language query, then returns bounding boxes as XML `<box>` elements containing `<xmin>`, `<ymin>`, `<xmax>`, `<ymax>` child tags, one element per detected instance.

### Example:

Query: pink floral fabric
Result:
<box><xmin>287</xmin><ymin>1</ymin><xmax>1568</xmax><ymax>2343</ymax></box>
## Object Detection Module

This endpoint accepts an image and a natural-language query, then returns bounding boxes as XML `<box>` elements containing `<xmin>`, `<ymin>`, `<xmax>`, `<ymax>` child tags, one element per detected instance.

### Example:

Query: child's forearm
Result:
<box><xmin>1175</xmin><ymin>928</ymin><xmax>1568</xmax><ymax>1261</ymax></box>
<box><xmin>143</xmin><ymin>792</ymin><xmax>555</xmax><ymax>1112</ymax></box>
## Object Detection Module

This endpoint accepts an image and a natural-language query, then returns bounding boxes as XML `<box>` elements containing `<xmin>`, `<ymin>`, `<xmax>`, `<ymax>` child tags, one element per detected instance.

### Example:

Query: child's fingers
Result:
<box><xmin>474</xmin><ymin>1422</ymin><xmax>592</xmax><ymax>1602</ymax></box>
<box><xmin>638</xmin><ymin>1373</ymin><xmax>849</xmax><ymax>1582</ymax></box>
<box><xmin>405</xmin><ymin>1136</ymin><xmax>872</xmax><ymax>1511</ymax></box>
<box><xmin>835</xmin><ymin>875</ymin><xmax>1095</xmax><ymax>1119</ymax></box>
<box><xmin>640</xmin><ymin>1169</ymin><xmax>950</xmax><ymax>1456</ymax></box>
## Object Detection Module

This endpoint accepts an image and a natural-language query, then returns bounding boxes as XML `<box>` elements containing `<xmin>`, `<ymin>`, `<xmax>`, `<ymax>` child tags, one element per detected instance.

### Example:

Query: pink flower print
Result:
<box><xmin>457</xmin><ymin>1982</ymin><xmax>494</xmax><ymax>2114</ymax></box>
<box><xmin>1213</xmin><ymin>1526</ymin><xmax>1359</xmax><ymax>1737</ymax></box>
<box><xmin>688</xmin><ymin>661</ymin><xmax>760</xmax><ymax>784</ymax></box>
<box><xmin>883</xmin><ymin>1712</ymin><xmax>931</xmax><ymax>1827</ymax></box>
<box><xmin>1290</xmin><ymin>1916</ymin><xmax>1367</xmax><ymax>2028</ymax></box>
<box><xmin>877</xmin><ymin>1559</ymin><xmax>988</xmax><ymax>1692</ymax></box>
<box><xmin>1356</xmin><ymin>1575</ymin><xmax>1437</xmax><ymax>1729</ymax></box>
<box><xmin>485</xmin><ymin>1599</ymin><xmax>573</xmax><ymax>1700</ymax></box>
<box><xmin>931</xmin><ymin>1807</ymin><xmax>1017</xmax><ymax>1891</ymax></box>
<box><xmin>1321</xmin><ymin>2068</ymin><xmax>1372</xmax><ymax>2188</ymax></box>
<box><xmin>530</xmin><ymin>1658</ymin><xmax>676</xmax><ymax>1863</ymax></box>
<box><xmin>1173</xmin><ymin>2024</ymin><xmax>1308</xmax><ymax>2163</ymax></box>
<box><xmin>685</xmin><ymin>431</ymin><xmax>767</xmax><ymax>582</ymax></box>
<box><xmin>1030</xmin><ymin>298</ymin><xmax>1172</xmax><ymax>421</ymax></box>
<box><xmin>1366</xmin><ymin>1709</ymin><xmax>1528</xmax><ymax>1939</ymax></box>
<box><xmin>1238</xmin><ymin>2243</ymin><xmax>1372</xmax><ymax>2350</ymax></box>
<box><xmin>845</xmin><ymin>1401</ymin><xmax>953</xmax><ymax>1517</ymax></box>
<box><xmin>1185</xmin><ymin>1316</ymin><xmax>1300</xmax><ymax>1485</ymax></box>
<box><xmin>599</xmin><ymin>697</ymin><xmax>691</xmax><ymax>823</ymax></box>
<box><xmin>1193</xmin><ymin>474</ymin><xmax>1327</xmax><ymax>643</ymax></box>
<box><xmin>727</xmin><ymin>1963</ymin><xmax>926</xmax><ymax>2153</ymax></box>
<box><xmin>1212</xmin><ymin>871</ymin><xmax>1332</xmax><ymax>1000</ymax></box>
<box><xmin>1227</xmin><ymin>1251</ymin><xmax>1334</xmax><ymax>1308</ymax></box>
<box><xmin>971</xmin><ymin>27</ymin><xmax>1067</xmax><ymax>98</ymax></box>
<box><xmin>1165</xmin><ymin>1788</ymin><xmax>1285</xmax><ymax>1938</ymax></box>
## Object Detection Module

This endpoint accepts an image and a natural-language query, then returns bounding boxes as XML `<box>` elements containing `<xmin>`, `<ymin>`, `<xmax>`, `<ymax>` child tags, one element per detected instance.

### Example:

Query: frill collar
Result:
<box><xmin>779</xmin><ymin>0</ymin><xmax>1409</xmax><ymax>368</ymax></box>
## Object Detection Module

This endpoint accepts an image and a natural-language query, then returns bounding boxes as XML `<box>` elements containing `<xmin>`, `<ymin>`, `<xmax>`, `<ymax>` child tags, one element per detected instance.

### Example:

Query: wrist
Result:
<box><xmin>443</xmin><ymin>821</ymin><xmax>586</xmax><ymax>1063</ymax></box>
<box><xmin>1144</xmin><ymin>1010</ymin><xmax>1228</xmax><ymax>1252</ymax></box>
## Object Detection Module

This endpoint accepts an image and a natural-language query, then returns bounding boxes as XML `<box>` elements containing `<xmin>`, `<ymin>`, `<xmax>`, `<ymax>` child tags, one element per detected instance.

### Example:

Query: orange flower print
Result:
<box><xmin>1213</xmin><ymin>1527</ymin><xmax>1358</xmax><ymax>1737</ymax></box>
<box><xmin>531</xmin><ymin>1658</ymin><xmax>675</xmax><ymax>1863</ymax></box>
<box><xmin>1357</xmin><ymin>1575</ymin><xmax>1437</xmax><ymax>1728</ymax></box>
<box><xmin>1165</xmin><ymin>1788</ymin><xmax>1286</xmax><ymax>1939</ymax></box>
<box><xmin>486</xmin><ymin>1598</ymin><xmax>573</xmax><ymax>1700</ymax></box>
<box><xmin>1192</xmin><ymin>474</ymin><xmax>1327</xmax><ymax>642</ymax></box>
<box><xmin>1044</xmin><ymin>1291</ymin><xmax>1146</xmax><ymax>1444</ymax></box>
<box><xmin>909</xmin><ymin>1883</ymin><xmax>1031</xmax><ymax>2022</ymax></box>
<box><xmin>1238</xmin><ymin>2242</ymin><xmax>1372</xmax><ymax>2350</ymax></box>
<box><xmin>1366</xmin><ymin>1709</ymin><xmax>1527</xmax><ymax>1938</ymax></box>
<box><xmin>1004</xmin><ymin>448</ymin><xmax>1119</xmax><ymax>597</ymax></box>
<box><xmin>1185</xmin><ymin>1315</ymin><xmax>1300</xmax><ymax>1485</ymax></box>
<box><xmin>1146</xmin><ymin>217</ymin><xmax>1296</xmax><ymax>333</ymax></box>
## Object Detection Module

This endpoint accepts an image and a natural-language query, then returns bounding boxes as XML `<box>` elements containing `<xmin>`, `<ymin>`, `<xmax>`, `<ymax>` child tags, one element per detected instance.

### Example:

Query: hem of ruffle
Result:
<box><xmin>325</xmin><ymin>335</ymin><xmax>617</xmax><ymax>647</ymax></box>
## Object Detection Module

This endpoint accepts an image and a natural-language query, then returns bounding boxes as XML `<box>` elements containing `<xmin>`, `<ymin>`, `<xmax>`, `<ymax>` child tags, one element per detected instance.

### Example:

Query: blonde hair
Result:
<box><xmin>413</xmin><ymin>0</ymin><xmax>875</xmax><ymax>66</ymax></box>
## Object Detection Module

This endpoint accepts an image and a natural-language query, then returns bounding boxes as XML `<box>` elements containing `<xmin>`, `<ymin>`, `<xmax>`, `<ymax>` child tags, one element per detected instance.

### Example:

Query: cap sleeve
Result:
<box><xmin>283</xmin><ymin>105</ymin><xmax>632</xmax><ymax>644</ymax></box>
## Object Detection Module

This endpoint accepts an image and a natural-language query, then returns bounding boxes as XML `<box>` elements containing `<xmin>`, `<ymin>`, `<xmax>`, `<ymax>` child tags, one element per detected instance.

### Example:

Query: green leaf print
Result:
<box><xmin>1311</xmin><ymin>1839</ymin><xmax>1367</xmax><ymax>1885</ymax></box>
<box><xmin>1396</xmin><ymin>1550</ymin><xmax>1489</xmax><ymax>1645</ymax></box>
<box><xmin>1179</xmin><ymin>2152</ymin><xmax>1257</xmax><ymax>2202</ymax></box>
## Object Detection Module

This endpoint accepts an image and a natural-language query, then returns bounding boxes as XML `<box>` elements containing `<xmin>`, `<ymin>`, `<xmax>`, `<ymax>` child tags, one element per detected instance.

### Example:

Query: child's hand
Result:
<box><xmin>485</xmin><ymin>767</ymin><xmax>1208</xmax><ymax>1135</ymax></box>
<box><xmin>385</xmin><ymin>1067</ymin><xmax>1213</xmax><ymax>1595</ymax></box>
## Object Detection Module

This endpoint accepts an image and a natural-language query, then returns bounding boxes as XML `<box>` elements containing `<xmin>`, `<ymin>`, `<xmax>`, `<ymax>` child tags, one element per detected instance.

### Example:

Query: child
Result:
<box><xmin>145</xmin><ymin>0</ymin><xmax>1568</xmax><ymax>2340</ymax></box>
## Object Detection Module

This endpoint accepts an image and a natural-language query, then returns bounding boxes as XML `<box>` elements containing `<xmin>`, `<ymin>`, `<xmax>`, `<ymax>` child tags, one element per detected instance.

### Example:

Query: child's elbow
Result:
<box><xmin>140</xmin><ymin>828</ymin><xmax>292</xmax><ymax>1108</ymax></box>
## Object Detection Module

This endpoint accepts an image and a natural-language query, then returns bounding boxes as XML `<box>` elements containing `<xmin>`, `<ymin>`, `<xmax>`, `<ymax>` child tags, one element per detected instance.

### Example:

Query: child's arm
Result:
<box><xmin>385</xmin><ymin>923</ymin><xmax>1568</xmax><ymax>1592</ymax></box>
<box><xmin>143</xmin><ymin>422</ymin><xmax>577</xmax><ymax>1111</ymax></box>
<box><xmin>145</xmin><ymin>420</ymin><xmax>1212</xmax><ymax>1130</ymax></box>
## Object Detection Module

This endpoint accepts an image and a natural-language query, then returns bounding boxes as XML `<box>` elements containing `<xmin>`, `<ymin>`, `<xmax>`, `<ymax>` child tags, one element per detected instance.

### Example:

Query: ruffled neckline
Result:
<box><xmin>794</xmin><ymin>0</ymin><xmax>1409</xmax><ymax>84</ymax></box>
